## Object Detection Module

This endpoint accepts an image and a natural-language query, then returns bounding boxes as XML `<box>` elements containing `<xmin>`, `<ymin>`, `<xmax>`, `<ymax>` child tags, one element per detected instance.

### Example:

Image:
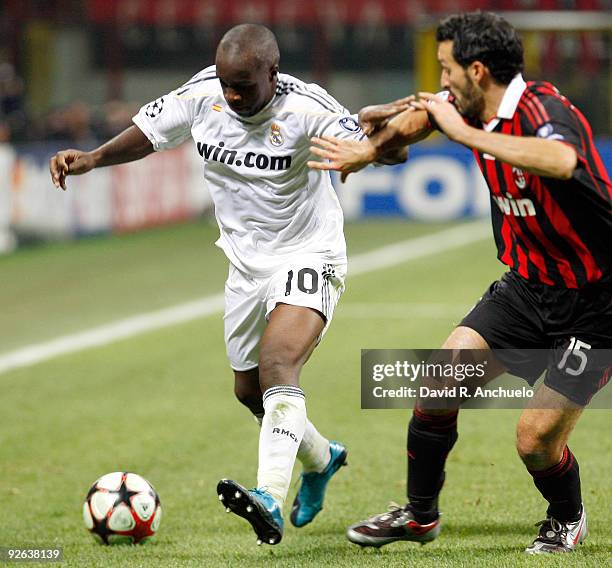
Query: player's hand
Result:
<box><xmin>411</xmin><ymin>92</ymin><xmax>469</xmax><ymax>143</ymax></box>
<box><xmin>49</xmin><ymin>149</ymin><xmax>96</xmax><ymax>190</ymax></box>
<box><xmin>358</xmin><ymin>96</ymin><xmax>415</xmax><ymax>136</ymax></box>
<box><xmin>308</xmin><ymin>136</ymin><xmax>377</xmax><ymax>183</ymax></box>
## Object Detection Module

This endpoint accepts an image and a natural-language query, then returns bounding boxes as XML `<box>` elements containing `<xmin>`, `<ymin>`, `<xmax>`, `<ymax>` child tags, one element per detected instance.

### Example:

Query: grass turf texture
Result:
<box><xmin>0</xmin><ymin>220</ymin><xmax>610</xmax><ymax>567</ymax></box>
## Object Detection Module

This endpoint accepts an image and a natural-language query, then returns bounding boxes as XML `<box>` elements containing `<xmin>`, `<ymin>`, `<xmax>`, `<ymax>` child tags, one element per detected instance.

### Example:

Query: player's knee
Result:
<box><xmin>515</xmin><ymin>421</ymin><xmax>562</xmax><ymax>469</ymax></box>
<box><xmin>258</xmin><ymin>348</ymin><xmax>302</xmax><ymax>389</ymax></box>
<box><xmin>234</xmin><ymin>382</ymin><xmax>263</xmax><ymax>414</ymax></box>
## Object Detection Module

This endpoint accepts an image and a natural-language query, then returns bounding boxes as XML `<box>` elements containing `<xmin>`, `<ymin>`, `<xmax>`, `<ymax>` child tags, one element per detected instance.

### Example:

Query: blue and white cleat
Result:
<box><xmin>217</xmin><ymin>479</ymin><xmax>284</xmax><ymax>545</ymax></box>
<box><xmin>290</xmin><ymin>441</ymin><xmax>348</xmax><ymax>528</ymax></box>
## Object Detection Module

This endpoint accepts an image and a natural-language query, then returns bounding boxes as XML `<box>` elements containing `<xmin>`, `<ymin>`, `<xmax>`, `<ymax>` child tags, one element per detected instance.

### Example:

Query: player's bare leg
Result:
<box><xmin>257</xmin><ymin>303</ymin><xmax>322</xmax><ymax>390</ymax></box>
<box><xmin>347</xmin><ymin>326</ymin><xmax>506</xmax><ymax>548</ymax></box>
<box><xmin>518</xmin><ymin>385</ymin><xmax>587</xmax><ymax>553</ymax></box>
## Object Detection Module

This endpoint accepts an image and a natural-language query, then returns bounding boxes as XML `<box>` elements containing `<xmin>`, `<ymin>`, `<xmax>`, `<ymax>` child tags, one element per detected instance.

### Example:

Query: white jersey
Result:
<box><xmin>133</xmin><ymin>66</ymin><xmax>363</xmax><ymax>276</ymax></box>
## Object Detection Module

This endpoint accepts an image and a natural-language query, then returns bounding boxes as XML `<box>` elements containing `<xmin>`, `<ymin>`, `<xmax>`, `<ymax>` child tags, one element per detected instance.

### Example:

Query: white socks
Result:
<box><xmin>257</xmin><ymin>386</ymin><xmax>306</xmax><ymax>507</ymax></box>
<box><xmin>297</xmin><ymin>421</ymin><xmax>332</xmax><ymax>473</ymax></box>
<box><xmin>253</xmin><ymin>404</ymin><xmax>332</xmax><ymax>475</ymax></box>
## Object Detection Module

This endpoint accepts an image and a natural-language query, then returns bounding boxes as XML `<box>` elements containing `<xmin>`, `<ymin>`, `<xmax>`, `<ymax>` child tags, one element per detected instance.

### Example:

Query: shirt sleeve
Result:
<box><xmin>132</xmin><ymin>90</ymin><xmax>195</xmax><ymax>151</ymax></box>
<box><xmin>527</xmin><ymin>94</ymin><xmax>586</xmax><ymax>163</ymax></box>
<box><xmin>295</xmin><ymin>82</ymin><xmax>364</xmax><ymax>141</ymax></box>
<box><xmin>314</xmin><ymin>112</ymin><xmax>365</xmax><ymax>141</ymax></box>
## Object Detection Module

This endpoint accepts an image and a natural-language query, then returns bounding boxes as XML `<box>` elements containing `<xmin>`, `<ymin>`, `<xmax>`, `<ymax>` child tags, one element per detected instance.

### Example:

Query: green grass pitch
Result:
<box><xmin>0</xmin><ymin>220</ymin><xmax>610</xmax><ymax>567</ymax></box>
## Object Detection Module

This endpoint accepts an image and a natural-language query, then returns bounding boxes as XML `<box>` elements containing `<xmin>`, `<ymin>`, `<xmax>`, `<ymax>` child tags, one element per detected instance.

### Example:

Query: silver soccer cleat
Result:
<box><xmin>525</xmin><ymin>506</ymin><xmax>588</xmax><ymax>554</ymax></box>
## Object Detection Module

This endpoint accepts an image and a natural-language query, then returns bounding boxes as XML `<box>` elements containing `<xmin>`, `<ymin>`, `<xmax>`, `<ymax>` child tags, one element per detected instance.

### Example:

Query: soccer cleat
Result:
<box><xmin>217</xmin><ymin>479</ymin><xmax>284</xmax><ymax>545</ymax></box>
<box><xmin>290</xmin><ymin>441</ymin><xmax>348</xmax><ymax>528</ymax></box>
<box><xmin>346</xmin><ymin>503</ymin><xmax>441</xmax><ymax>548</ymax></box>
<box><xmin>525</xmin><ymin>507</ymin><xmax>588</xmax><ymax>554</ymax></box>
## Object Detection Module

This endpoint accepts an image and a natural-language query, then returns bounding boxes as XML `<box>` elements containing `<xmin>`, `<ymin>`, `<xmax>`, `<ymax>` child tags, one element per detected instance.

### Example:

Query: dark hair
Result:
<box><xmin>436</xmin><ymin>12</ymin><xmax>524</xmax><ymax>85</ymax></box>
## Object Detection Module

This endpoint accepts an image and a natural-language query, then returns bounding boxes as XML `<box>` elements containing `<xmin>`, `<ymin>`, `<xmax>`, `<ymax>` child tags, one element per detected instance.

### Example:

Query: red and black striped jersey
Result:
<box><xmin>447</xmin><ymin>76</ymin><xmax>611</xmax><ymax>289</ymax></box>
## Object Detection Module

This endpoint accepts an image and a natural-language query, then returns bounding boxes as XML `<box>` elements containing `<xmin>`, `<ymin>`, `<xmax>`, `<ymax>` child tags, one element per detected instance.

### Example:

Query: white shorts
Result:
<box><xmin>224</xmin><ymin>255</ymin><xmax>347</xmax><ymax>371</ymax></box>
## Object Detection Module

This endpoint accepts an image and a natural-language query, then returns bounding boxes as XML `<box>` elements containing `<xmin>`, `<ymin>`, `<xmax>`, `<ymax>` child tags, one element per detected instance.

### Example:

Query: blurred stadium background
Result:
<box><xmin>1</xmin><ymin>2</ymin><xmax>611</xmax><ymax>567</ymax></box>
<box><xmin>0</xmin><ymin>0</ymin><xmax>610</xmax><ymax>250</ymax></box>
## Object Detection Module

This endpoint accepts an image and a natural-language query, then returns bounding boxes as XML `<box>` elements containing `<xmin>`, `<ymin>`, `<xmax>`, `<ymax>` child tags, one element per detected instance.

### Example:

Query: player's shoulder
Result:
<box><xmin>275</xmin><ymin>73</ymin><xmax>347</xmax><ymax>115</ymax></box>
<box><xmin>173</xmin><ymin>65</ymin><xmax>221</xmax><ymax>100</ymax></box>
<box><xmin>523</xmin><ymin>81</ymin><xmax>572</xmax><ymax>108</ymax></box>
<box><xmin>521</xmin><ymin>80</ymin><xmax>579</xmax><ymax>126</ymax></box>
<box><xmin>517</xmin><ymin>81</ymin><xmax>582</xmax><ymax>139</ymax></box>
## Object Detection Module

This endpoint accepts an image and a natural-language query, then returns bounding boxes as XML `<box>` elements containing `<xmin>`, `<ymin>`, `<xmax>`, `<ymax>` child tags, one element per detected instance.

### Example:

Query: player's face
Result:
<box><xmin>216</xmin><ymin>58</ymin><xmax>277</xmax><ymax>117</ymax></box>
<box><xmin>438</xmin><ymin>41</ymin><xmax>484</xmax><ymax>120</ymax></box>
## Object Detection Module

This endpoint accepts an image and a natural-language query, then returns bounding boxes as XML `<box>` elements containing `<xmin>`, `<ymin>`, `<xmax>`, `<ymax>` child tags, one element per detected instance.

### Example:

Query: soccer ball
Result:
<box><xmin>83</xmin><ymin>472</ymin><xmax>162</xmax><ymax>544</ymax></box>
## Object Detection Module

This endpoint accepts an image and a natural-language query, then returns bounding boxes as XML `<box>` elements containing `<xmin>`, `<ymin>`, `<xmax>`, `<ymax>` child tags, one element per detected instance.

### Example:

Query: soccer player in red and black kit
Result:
<box><xmin>308</xmin><ymin>11</ymin><xmax>611</xmax><ymax>555</ymax></box>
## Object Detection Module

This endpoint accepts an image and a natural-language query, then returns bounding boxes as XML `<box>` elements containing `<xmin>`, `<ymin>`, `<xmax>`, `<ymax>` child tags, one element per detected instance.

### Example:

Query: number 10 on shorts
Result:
<box><xmin>285</xmin><ymin>268</ymin><xmax>319</xmax><ymax>295</ymax></box>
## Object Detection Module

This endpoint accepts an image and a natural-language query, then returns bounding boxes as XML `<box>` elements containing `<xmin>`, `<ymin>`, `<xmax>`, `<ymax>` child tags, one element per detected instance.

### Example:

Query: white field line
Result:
<box><xmin>349</xmin><ymin>221</ymin><xmax>490</xmax><ymax>275</ymax></box>
<box><xmin>0</xmin><ymin>221</ymin><xmax>490</xmax><ymax>375</ymax></box>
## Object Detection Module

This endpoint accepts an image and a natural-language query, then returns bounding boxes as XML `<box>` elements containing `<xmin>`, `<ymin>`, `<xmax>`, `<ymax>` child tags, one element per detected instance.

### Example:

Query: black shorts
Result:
<box><xmin>461</xmin><ymin>270</ymin><xmax>612</xmax><ymax>406</ymax></box>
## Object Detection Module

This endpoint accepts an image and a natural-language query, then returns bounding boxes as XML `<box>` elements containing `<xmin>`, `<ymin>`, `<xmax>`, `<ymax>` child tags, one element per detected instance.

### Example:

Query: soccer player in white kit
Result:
<box><xmin>49</xmin><ymin>24</ymin><xmax>407</xmax><ymax>545</ymax></box>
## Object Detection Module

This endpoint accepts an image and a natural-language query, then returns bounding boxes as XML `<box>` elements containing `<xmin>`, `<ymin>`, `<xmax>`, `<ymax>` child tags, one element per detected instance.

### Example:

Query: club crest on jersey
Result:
<box><xmin>339</xmin><ymin>116</ymin><xmax>361</xmax><ymax>132</ymax></box>
<box><xmin>512</xmin><ymin>167</ymin><xmax>527</xmax><ymax>189</ymax></box>
<box><xmin>269</xmin><ymin>123</ymin><xmax>284</xmax><ymax>147</ymax></box>
<box><xmin>145</xmin><ymin>97</ymin><xmax>165</xmax><ymax>118</ymax></box>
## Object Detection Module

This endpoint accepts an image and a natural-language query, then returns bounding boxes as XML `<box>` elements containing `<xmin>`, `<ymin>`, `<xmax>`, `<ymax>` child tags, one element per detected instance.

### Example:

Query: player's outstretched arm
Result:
<box><xmin>308</xmin><ymin>105</ymin><xmax>432</xmax><ymax>182</ymax></box>
<box><xmin>358</xmin><ymin>96</ymin><xmax>415</xmax><ymax>136</ymax></box>
<box><xmin>308</xmin><ymin>137</ymin><xmax>377</xmax><ymax>182</ymax></box>
<box><xmin>413</xmin><ymin>92</ymin><xmax>578</xmax><ymax>179</ymax></box>
<box><xmin>50</xmin><ymin>125</ymin><xmax>154</xmax><ymax>190</ymax></box>
<box><xmin>366</xmin><ymin>105</ymin><xmax>433</xmax><ymax>157</ymax></box>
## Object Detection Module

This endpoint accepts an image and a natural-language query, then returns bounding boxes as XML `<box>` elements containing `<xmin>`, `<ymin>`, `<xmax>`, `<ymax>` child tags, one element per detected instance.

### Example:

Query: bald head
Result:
<box><xmin>215</xmin><ymin>24</ymin><xmax>280</xmax><ymax>117</ymax></box>
<box><xmin>216</xmin><ymin>24</ymin><xmax>280</xmax><ymax>71</ymax></box>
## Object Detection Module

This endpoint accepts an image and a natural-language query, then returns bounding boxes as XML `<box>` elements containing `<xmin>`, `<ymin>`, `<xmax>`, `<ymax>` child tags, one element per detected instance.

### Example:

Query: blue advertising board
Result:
<box><xmin>334</xmin><ymin>138</ymin><xmax>612</xmax><ymax>221</ymax></box>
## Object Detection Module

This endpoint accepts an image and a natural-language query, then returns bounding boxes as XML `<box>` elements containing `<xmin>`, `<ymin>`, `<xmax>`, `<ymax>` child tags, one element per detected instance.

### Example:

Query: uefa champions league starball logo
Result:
<box><xmin>145</xmin><ymin>97</ymin><xmax>165</xmax><ymax>119</ymax></box>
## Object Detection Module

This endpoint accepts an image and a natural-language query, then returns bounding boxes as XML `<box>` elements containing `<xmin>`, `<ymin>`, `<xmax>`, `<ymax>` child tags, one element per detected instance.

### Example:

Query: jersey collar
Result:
<box><xmin>483</xmin><ymin>73</ymin><xmax>526</xmax><ymax>132</ymax></box>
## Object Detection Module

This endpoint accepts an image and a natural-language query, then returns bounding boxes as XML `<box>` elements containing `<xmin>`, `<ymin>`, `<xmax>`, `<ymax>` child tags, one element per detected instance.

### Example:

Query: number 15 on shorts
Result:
<box><xmin>557</xmin><ymin>337</ymin><xmax>592</xmax><ymax>376</ymax></box>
